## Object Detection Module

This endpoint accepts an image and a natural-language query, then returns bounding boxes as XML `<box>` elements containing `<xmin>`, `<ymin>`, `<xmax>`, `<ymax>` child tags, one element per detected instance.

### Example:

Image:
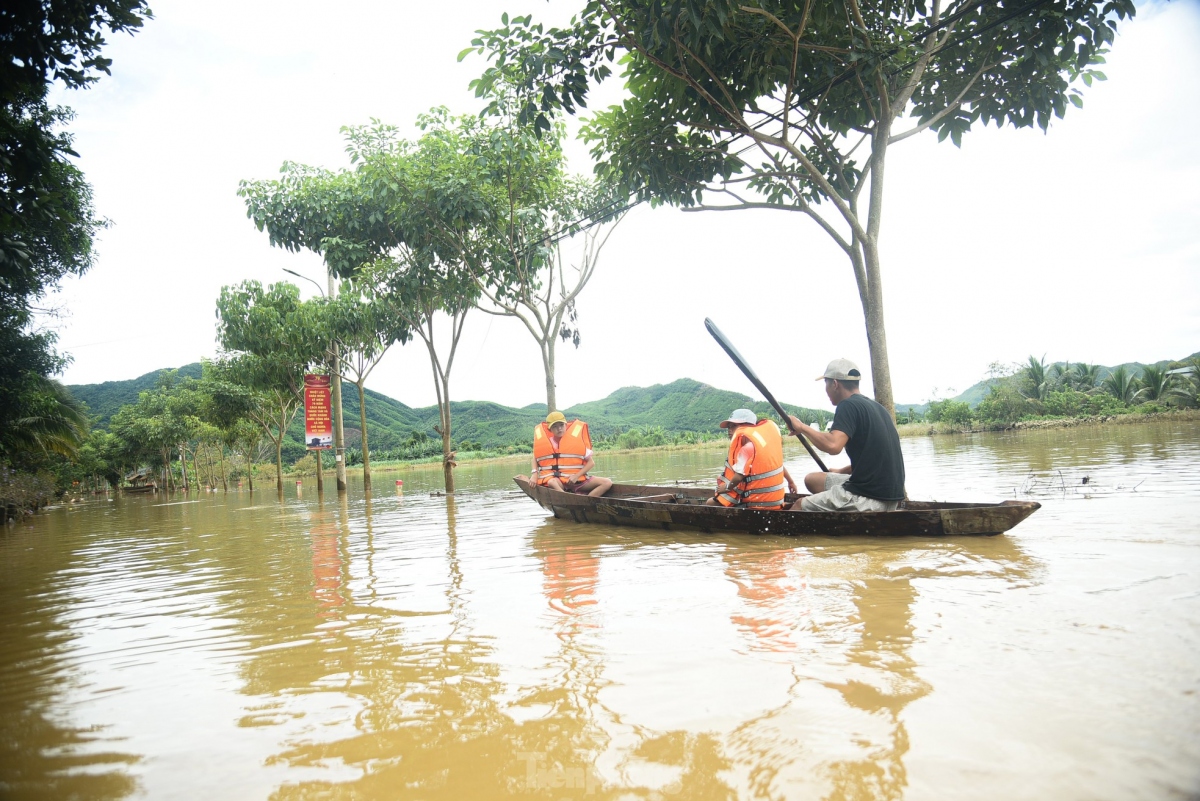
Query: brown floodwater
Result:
<box><xmin>2</xmin><ymin>421</ymin><xmax>1198</xmax><ymax>800</ymax></box>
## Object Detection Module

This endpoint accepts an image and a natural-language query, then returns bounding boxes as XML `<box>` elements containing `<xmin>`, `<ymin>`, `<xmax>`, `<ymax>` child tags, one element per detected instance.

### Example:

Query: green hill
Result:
<box><xmin>69</xmin><ymin>363</ymin><xmax>204</xmax><ymax>424</ymax></box>
<box><xmin>69</xmin><ymin>369</ymin><xmax>829</xmax><ymax>460</ymax></box>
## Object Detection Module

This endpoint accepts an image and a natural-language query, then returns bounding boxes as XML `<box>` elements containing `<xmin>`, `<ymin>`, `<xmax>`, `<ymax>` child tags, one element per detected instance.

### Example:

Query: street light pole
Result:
<box><xmin>327</xmin><ymin>270</ymin><xmax>348</xmax><ymax>493</ymax></box>
<box><xmin>284</xmin><ymin>267</ymin><xmax>347</xmax><ymax>493</ymax></box>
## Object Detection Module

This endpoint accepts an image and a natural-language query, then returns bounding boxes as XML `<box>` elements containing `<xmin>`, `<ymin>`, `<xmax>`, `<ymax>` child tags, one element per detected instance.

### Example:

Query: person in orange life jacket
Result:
<box><xmin>704</xmin><ymin>408</ymin><xmax>798</xmax><ymax>508</ymax></box>
<box><xmin>527</xmin><ymin>411</ymin><xmax>613</xmax><ymax>497</ymax></box>
<box><xmin>785</xmin><ymin>358</ymin><xmax>906</xmax><ymax>512</ymax></box>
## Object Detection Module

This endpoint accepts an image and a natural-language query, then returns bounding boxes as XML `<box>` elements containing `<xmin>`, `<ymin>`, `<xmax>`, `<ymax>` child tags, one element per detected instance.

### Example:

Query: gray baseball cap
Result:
<box><xmin>817</xmin><ymin>358</ymin><xmax>861</xmax><ymax>381</ymax></box>
<box><xmin>719</xmin><ymin>408</ymin><xmax>758</xmax><ymax>428</ymax></box>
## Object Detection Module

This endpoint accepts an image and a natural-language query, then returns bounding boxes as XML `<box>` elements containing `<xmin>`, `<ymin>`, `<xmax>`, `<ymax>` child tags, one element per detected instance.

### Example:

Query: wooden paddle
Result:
<box><xmin>705</xmin><ymin>318</ymin><xmax>829</xmax><ymax>473</ymax></box>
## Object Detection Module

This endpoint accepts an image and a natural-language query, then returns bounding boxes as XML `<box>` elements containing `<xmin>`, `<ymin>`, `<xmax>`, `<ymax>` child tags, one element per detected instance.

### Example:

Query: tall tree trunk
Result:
<box><xmin>357</xmin><ymin>382</ymin><xmax>372</xmax><ymax>492</ymax></box>
<box><xmin>440</xmin><ymin>391</ymin><xmax>454</xmax><ymax>494</ymax></box>
<box><xmin>219</xmin><ymin>446</ymin><xmax>228</xmax><ymax>492</ymax></box>
<box><xmin>541</xmin><ymin>337</ymin><xmax>557</xmax><ymax>412</ymax></box>
<box><xmin>179</xmin><ymin>445</ymin><xmax>190</xmax><ymax>492</ymax></box>
<box><xmin>861</xmin><ymin>246</ymin><xmax>895</xmax><ymax>417</ymax></box>
<box><xmin>189</xmin><ymin>445</ymin><xmax>201</xmax><ymax>492</ymax></box>
<box><xmin>863</xmin><ymin>124</ymin><xmax>895</xmax><ymax>418</ymax></box>
<box><xmin>274</xmin><ymin>436</ymin><xmax>284</xmax><ymax>493</ymax></box>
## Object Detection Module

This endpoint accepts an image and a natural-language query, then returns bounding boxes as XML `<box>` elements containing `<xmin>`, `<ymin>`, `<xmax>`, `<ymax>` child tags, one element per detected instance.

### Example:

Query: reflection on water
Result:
<box><xmin>1</xmin><ymin>421</ymin><xmax>1198</xmax><ymax>800</ymax></box>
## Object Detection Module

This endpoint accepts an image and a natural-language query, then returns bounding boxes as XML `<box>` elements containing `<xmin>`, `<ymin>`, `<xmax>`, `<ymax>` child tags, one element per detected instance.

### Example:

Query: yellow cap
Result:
<box><xmin>545</xmin><ymin>411</ymin><xmax>566</xmax><ymax>425</ymax></box>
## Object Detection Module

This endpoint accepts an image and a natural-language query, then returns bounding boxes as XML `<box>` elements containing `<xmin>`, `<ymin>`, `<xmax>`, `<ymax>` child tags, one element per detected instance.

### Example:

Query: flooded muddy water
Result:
<box><xmin>2</xmin><ymin>421</ymin><xmax>1198</xmax><ymax>799</ymax></box>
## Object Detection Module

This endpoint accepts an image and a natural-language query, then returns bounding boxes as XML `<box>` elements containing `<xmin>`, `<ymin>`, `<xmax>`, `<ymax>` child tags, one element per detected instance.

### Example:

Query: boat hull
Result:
<box><xmin>514</xmin><ymin>478</ymin><xmax>1040</xmax><ymax>537</ymax></box>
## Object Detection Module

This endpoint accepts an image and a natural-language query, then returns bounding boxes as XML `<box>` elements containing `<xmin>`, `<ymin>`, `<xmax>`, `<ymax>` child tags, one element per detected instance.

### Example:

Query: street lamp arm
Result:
<box><xmin>283</xmin><ymin>268</ymin><xmax>325</xmax><ymax>297</ymax></box>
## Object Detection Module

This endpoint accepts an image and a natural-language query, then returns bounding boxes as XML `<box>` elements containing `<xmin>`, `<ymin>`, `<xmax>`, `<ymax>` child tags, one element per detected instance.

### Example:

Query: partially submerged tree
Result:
<box><xmin>240</xmin><ymin>112</ymin><xmax>506</xmax><ymax>493</ymax></box>
<box><xmin>466</xmin><ymin>0</ymin><xmax>1135</xmax><ymax>416</ymax></box>
<box><xmin>320</xmin><ymin>286</ymin><xmax>411</xmax><ymax>491</ymax></box>
<box><xmin>215</xmin><ymin>281</ymin><xmax>324</xmax><ymax>492</ymax></box>
<box><xmin>450</xmin><ymin>92</ymin><xmax>629</xmax><ymax>412</ymax></box>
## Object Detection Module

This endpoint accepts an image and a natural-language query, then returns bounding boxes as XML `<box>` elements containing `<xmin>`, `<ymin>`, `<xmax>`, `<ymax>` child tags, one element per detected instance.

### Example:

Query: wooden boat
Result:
<box><xmin>514</xmin><ymin>478</ymin><xmax>1040</xmax><ymax>537</ymax></box>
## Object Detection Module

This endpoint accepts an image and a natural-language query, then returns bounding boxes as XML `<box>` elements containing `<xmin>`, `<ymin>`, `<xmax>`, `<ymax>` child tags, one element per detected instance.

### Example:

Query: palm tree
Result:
<box><xmin>1053</xmin><ymin>362</ymin><xmax>1077</xmax><ymax>391</ymax></box>
<box><xmin>1137</xmin><ymin>365</ymin><xmax>1174</xmax><ymax>402</ymax></box>
<box><xmin>3</xmin><ymin>378</ymin><xmax>90</xmax><ymax>459</ymax></box>
<box><xmin>1075</xmin><ymin>363</ymin><xmax>1101</xmax><ymax>392</ymax></box>
<box><xmin>1169</xmin><ymin>359</ymin><xmax>1200</xmax><ymax>408</ymax></box>
<box><xmin>1102</xmin><ymin>365</ymin><xmax>1145</xmax><ymax>405</ymax></box>
<box><xmin>1021</xmin><ymin>355</ymin><xmax>1051</xmax><ymax>401</ymax></box>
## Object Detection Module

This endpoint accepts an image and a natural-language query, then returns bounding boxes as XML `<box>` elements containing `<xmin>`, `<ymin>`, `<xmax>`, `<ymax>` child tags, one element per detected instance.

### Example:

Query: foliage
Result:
<box><xmin>0</xmin><ymin>375</ymin><xmax>89</xmax><ymax>461</ymax></box>
<box><xmin>1</xmin><ymin>464</ymin><xmax>57</xmax><ymax>522</ymax></box>
<box><xmin>68</xmin><ymin>363</ymin><xmax>203</xmax><ymax>426</ymax></box>
<box><xmin>1101</xmin><ymin>365</ymin><xmax>1143</xmax><ymax>405</ymax></box>
<box><xmin>1042</xmin><ymin>389</ymin><xmax>1090</xmax><ymax>418</ymax></box>
<box><xmin>317</xmin><ymin>284</ymin><xmax>413</xmax><ymax>489</ymax></box>
<box><xmin>926</xmin><ymin>398</ymin><xmax>974</xmax><ymax>426</ymax></box>
<box><xmin>215</xmin><ymin>281</ymin><xmax>327</xmax><ymax>489</ymax></box>
<box><xmin>1083</xmin><ymin>391</ymin><xmax>1129</xmax><ymax>417</ymax></box>
<box><xmin>239</xmin><ymin>110</ymin><xmax>551</xmax><ymax>492</ymax></box>
<box><xmin>1137</xmin><ymin>364</ymin><xmax>1173</xmax><ymax>402</ymax></box>
<box><xmin>1168</xmin><ymin>360</ymin><xmax>1200</xmax><ymax>408</ymax></box>
<box><xmin>465</xmin><ymin>0</ymin><xmax>1134</xmax><ymax>415</ymax></box>
<box><xmin>973</xmin><ymin>384</ymin><xmax>1033</xmax><ymax>424</ymax></box>
<box><xmin>1020</xmin><ymin>354</ymin><xmax>1052</xmax><ymax>401</ymax></box>
<box><xmin>1</xmin><ymin>2</ymin><xmax>151</xmax><ymax>475</ymax></box>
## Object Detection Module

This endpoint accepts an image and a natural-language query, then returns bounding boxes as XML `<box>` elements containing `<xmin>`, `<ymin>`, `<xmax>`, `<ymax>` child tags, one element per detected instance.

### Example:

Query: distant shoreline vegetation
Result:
<box><xmin>5</xmin><ymin>353</ymin><xmax>1197</xmax><ymax>518</ymax></box>
<box><xmin>895</xmin><ymin>355</ymin><xmax>1200</xmax><ymax>431</ymax></box>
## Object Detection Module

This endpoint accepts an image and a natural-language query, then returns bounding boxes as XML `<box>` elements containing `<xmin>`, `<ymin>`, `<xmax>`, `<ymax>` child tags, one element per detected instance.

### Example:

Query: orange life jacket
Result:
<box><xmin>716</xmin><ymin>419</ymin><xmax>786</xmax><ymax>509</ymax></box>
<box><xmin>533</xmin><ymin>419</ymin><xmax>591</xmax><ymax>485</ymax></box>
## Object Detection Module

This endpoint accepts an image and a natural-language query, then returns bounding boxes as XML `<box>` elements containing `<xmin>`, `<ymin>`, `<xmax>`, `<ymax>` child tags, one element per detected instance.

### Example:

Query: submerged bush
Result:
<box><xmin>1</xmin><ymin>465</ymin><xmax>57</xmax><ymax>521</ymax></box>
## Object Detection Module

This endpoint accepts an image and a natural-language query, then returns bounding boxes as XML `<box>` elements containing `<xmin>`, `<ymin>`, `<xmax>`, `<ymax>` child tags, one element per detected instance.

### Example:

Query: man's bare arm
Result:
<box><xmin>786</xmin><ymin>415</ymin><xmax>849</xmax><ymax>455</ymax></box>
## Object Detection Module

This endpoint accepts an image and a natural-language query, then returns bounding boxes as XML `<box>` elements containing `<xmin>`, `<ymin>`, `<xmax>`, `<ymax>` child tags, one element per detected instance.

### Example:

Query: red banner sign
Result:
<box><xmin>304</xmin><ymin>374</ymin><xmax>333</xmax><ymax>450</ymax></box>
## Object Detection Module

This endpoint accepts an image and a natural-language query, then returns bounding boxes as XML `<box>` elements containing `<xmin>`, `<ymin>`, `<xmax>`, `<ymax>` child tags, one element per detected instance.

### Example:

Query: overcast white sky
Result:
<box><xmin>47</xmin><ymin>0</ymin><xmax>1200</xmax><ymax>413</ymax></box>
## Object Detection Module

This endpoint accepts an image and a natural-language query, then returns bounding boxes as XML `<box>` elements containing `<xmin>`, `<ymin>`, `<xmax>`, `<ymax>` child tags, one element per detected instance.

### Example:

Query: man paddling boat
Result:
<box><xmin>786</xmin><ymin>359</ymin><xmax>906</xmax><ymax>512</ymax></box>
<box><xmin>706</xmin><ymin>409</ymin><xmax>798</xmax><ymax>509</ymax></box>
<box><xmin>524</xmin><ymin>411</ymin><xmax>613</xmax><ymax>497</ymax></box>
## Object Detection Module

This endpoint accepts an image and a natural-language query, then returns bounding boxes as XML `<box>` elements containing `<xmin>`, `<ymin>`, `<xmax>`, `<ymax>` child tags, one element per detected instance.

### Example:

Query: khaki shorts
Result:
<box><xmin>799</xmin><ymin>473</ymin><xmax>900</xmax><ymax>512</ymax></box>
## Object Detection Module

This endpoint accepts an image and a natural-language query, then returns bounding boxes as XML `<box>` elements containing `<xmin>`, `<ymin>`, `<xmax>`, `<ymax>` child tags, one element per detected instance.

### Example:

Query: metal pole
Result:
<box><xmin>328</xmin><ymin>270</ymin><xmax>348</xmax><ymax>493</ymax></box>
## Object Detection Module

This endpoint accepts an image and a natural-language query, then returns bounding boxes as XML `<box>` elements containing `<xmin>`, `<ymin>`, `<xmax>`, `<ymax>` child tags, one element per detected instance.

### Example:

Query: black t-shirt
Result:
<box><xmin>831</xmin><ymin>393</ymin><xmax>906</xmax><ymax>501</ymax></box>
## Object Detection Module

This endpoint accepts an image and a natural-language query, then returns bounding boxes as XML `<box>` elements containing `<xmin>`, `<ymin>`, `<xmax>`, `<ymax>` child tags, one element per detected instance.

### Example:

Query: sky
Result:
<box><xmin>47</xmin><ymin>0</ymin><xmax>1200</xmax><ymax>414</ymax></box>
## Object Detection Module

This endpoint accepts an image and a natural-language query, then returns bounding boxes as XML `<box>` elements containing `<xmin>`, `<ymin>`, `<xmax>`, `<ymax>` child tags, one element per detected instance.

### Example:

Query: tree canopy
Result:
<box><xmin>1</xmin><ymin>0</ymin><xmax>152</xmax><ymax>479</ymax></box>
<box><xmin>465</xmin><ymin>0</ymin><xmax>1135</xmax><ymax>415</ymax></box>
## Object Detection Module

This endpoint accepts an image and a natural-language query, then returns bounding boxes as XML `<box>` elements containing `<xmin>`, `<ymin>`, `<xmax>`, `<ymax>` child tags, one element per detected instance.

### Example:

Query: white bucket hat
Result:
<box><xmin>719</xmin><ymin>408</ymin><xmax>758</xmax><ymax>428</ymax></box>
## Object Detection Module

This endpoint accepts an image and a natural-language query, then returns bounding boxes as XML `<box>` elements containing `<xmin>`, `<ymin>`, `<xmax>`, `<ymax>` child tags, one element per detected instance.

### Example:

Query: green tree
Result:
<box><xmin>1</xmin><ymin>375</ymin><xmax>89</xmax><ymax>461</ymax></box>
<box><xmin>1020</xmin><ymin>354</ymin><xmax>1051</xmax><ymax>401</ymax></box>
<box><xmin>215</xmin><ymin>281</ymin><xmax>325</xmax><ymax>491</ymax></box>
<box><xmin>1169</xmin><ymin>361</ymin><xmax>1200</xmax><ymax>409</ymax></box>
<box><xmin>196</xmin><ymin>364</ymin><xmax>261</xmax><ymax>492</ymax></box>
<box><xmin>459</xmin><ymin>92</ymin><xmax>628</xmax><ymax>411</ymax></box>
<box><xmin>1053</xmin><ymin>362</ymin><xmax>1077</xmax><ymax>391</ymax></box>
<box><xmin>1101</xmin><ymin>365</ymin><xmax>1142</xmax><ymax>405</ymax></box>
<box><xmin>239</xmin><ymin>112</ymin><xmax>508</xmax><ymax>493</ymax></box>
<box><xmin>1074</xmin><ymin>362</ymin><xmax>1101</xmax><ymax>392</ymax></box>
<box><xmin>1136</xmin><ymin>364</ymin><xmax>1173</xmax><ymax>402</ymax></box>
<box><xmin>321</xmin><ymin>287</ymin><xmax>411</xmax><ymax>491</ymax></box>
<box><xmin>1</xmin><ymin>1</ymin><xmax>151</xmax><ymax>470</ymax></box>
<box><xmin>107</xmin><ymin>371</ymin><xmax>201</xmax><ymax>492</ymax></box>
<box><xmin>466</xmin><ymin>0</ymin><xmax>1134</xmax><ymax>416</ymax></box>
